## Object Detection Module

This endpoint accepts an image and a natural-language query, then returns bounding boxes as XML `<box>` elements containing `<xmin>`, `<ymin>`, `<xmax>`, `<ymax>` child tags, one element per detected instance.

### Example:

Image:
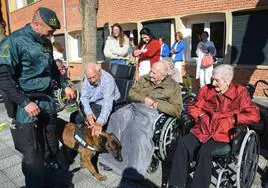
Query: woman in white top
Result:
<box><xmin>196</xmin><ymin>31</ymin><xmax>216</xmax><ymax>87</ymax></box>
<box><xmin>104</xmin><ymin>23</ymin><xmax>129</xmax><ymax>65</ymax></box>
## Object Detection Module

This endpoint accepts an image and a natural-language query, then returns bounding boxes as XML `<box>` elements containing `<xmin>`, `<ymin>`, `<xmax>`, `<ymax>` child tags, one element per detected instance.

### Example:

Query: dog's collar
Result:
<box><xmin>74</xmin><ymin>134</ymin><xmax>96</xmax><ymax>152</ymax></box>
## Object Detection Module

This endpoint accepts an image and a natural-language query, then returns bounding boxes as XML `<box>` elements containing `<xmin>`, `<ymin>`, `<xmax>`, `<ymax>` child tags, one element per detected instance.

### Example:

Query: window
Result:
<box><xmin>191</xmin><ymin>23</ymin><xmax>204</xmax><ymax>57</ymax></box>
<box><xmin>190</xmin><ymin>21</ymin><xmax>225</xmax><ymax>58</ymax></box>
<box><xmin>210</xmin><ymin>22</ymin><xmax>225</xmax><ymax>58</ymax></box>
<box><xmin>27</xmin><ymin>0</ymin><xmax>36</xmax><ymax>4</ymax></box>
<box><xmin>77</xmin><ymin>35</ymin><xmax>82</xmax><ymax>58</ymax></box>
<box><xmin>54</xmin><ymin>34</ymin><xmax>66</xmax><ymax>60</ymax></box>
<box><xmin>76</xmin><ymin>29</ymin><xmax>105</xmax><ymax>61</ymax></box>
<box><xmin>142</xmin><ymin>20</ymin><xmax>172</xmax><ymax>46</ymax></box>
<box><xmin>184</xmin><ymin>14</ymin><xmax>226</xmax><ymax>61</ymax></box>
<box><xmin>11</xmin><ymin>0</ymin><xmax>38</xmax><ymax>11</ymax></box>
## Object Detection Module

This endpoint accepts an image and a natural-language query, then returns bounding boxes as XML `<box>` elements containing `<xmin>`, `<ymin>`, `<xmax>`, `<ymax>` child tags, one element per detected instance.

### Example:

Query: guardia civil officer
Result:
<box><xmin>0</xmin><ymin>7</ymin><xmax>76</xmax><ymax>187</ymax></box>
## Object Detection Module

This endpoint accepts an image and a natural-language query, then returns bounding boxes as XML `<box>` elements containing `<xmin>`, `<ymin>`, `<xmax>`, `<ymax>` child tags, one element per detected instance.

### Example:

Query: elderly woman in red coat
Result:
<box><xmin>168</xmin><ymin>64</ymin><xmax>260</xmax><ymax>188</ymax></box>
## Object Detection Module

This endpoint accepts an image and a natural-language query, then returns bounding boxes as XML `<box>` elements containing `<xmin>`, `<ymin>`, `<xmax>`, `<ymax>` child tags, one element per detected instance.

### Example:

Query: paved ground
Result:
<box><xmin>0</xmin><ymin>98</ymin><xmax>267</xmax><ymax>188</ymax></box>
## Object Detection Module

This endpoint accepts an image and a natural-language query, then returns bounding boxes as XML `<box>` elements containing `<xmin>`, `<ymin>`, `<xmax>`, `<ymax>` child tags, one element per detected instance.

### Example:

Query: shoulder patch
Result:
<box><xmin>0</xmin><ymin>44</ymin><xmax>9</xmax><ymax>58</ymax></box>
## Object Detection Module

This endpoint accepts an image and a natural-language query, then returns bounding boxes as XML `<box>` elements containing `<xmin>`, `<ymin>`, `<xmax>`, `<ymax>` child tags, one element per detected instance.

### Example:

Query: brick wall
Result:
<box><xmin>8</xmin><ymin>0</ymin><xmax>268</xmax><ymax>97</ymax></box>
<box><xmin>9</xmin><ymin>0</ymin><xmax>82</xmax><ymax>33</ymax></box>
<box><xmin>9</xmin><ymin>0</ymin><xmax>268</xmax><ymax>32</ymax></box>
<box><xmin>97</xmin><ymin>0</ymin><xmax>267</xmax><ymax>26</ymax></box>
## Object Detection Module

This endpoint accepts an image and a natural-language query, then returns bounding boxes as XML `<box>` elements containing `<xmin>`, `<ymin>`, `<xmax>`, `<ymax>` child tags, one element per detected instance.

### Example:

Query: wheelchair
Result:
<box><xmin>211</xmin><ymin>127</ymin><xmax>260</xmax><ymax>188</ymax></box>
<box><xmin>166</xmin><ymin>112</ymin><xmax>260</xmax><ymax>188</ymax></box>
<box><xmin>147</xmin><ymin>92</ymin><xmax>196</xmax><ymax>174</ymax></box>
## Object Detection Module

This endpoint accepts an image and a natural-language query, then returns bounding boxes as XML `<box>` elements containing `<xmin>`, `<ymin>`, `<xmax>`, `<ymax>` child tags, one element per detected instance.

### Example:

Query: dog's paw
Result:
<box><xmin>95</xmin><ymin>174</ymin><xmax>108</xmax><ymax>181</ymax></box>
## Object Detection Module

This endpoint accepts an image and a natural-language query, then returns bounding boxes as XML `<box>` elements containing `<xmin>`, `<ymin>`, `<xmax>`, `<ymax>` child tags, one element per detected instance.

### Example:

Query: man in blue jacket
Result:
<box><xmin>0</xmin><ymin>7</ymin><xmax>75</xmax><ymax>187</ymax></box>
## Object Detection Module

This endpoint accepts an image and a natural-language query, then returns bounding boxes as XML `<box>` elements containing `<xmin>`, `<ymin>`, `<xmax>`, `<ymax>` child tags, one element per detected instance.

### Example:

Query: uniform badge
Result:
<box><xmin>0</xmin><ymin>44</ymin><xmax>9</xmax><ymax>58</ymax></box>
<box><xmin>49</xmin><ymin>18</ymin><xmax>57</xmax><ymax>27</ymax></box>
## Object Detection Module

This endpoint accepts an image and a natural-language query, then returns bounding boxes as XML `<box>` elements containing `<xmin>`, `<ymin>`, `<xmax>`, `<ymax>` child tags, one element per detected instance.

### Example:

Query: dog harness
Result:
<box><xmin>74</xmin><ymin>124</ymin><xmax>96</xmax><ymax>154</ymax></box>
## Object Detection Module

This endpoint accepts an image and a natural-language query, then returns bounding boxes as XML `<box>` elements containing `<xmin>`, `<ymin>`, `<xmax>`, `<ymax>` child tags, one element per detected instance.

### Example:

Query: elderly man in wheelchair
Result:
<box><xmin>168</xmin><ymin>64</ymin><xmax>260</xmax><ymax>188</ymax></box>
<box><xmin>99</xmin><ymin>61</ymin><xmax>183</xmax><ymax>180</ymax></box>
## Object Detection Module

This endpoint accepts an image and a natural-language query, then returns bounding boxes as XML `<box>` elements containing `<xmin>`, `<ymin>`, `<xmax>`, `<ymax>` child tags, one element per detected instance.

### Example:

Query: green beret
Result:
<box><xmin>38</xmin><ymin>7</ymin><xmax>61</xmax><ymax>30</ymax></box>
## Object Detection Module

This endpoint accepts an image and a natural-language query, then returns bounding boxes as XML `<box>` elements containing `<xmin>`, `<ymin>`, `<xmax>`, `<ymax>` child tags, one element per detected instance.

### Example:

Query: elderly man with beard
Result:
<box><xmin>99</xmin><ymin>61</ymin><xmax>183</xmax><ymax>180</ymax></box>
<box><xmin>168</xmin><ymin>64</ymin><xmax>260</xmax><ymax>188</ymax></box>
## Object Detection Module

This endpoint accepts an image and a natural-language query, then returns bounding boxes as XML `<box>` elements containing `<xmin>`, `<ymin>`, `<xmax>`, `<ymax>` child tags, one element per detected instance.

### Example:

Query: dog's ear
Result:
<box><xmin>98</xmin><ymin>134</ymin><xmax>108</xmax><ymax>152</ymax></box>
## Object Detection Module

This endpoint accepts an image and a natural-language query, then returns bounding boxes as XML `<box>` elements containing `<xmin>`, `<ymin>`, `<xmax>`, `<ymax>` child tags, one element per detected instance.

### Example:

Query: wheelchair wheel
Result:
<box><xmin>236</xmin><ymin>130</ymin><xmax>260</xmax><ymax>188</ymax></box>
<box><xmin>153</xmin><ymin>114</ymin><xmax>170</xmax><ymax>160</ymax></box>
<box><xmin>159</xmin><ymin>117</ymin><xmax>179</xmax><ymax>160</ymax></box>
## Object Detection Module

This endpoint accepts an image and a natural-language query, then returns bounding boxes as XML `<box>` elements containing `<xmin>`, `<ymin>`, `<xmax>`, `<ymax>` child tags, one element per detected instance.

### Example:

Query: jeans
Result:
<box><xmin>110</xmin><ymin>59</ymin><xmax>127</xmax><ymax>65</ymax></box>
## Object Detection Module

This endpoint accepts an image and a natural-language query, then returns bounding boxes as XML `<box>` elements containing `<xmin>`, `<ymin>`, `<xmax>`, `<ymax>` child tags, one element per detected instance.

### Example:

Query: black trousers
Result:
<box><xmin>11</xmin><ymin>113</ymin><xmax>58</xmax><ymax>188</ymax></box>
<box><xmin>169</xmin><ymin>133</ymin><xmax>228</xmax><ymax>188</ymax></box>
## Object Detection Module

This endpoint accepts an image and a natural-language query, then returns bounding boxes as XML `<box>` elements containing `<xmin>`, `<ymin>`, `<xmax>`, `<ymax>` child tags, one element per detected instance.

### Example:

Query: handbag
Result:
<box><xmin>201</xmin><ymin>54</ymin><xmax>214</xmax><ymax>68</ymax></box>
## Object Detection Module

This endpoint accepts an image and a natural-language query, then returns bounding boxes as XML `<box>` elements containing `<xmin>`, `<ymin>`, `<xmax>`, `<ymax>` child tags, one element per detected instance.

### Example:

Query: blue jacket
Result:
<box><xmin>161</xmin><ymin>43</ymin><xmax>170</xmax><ymax>58</ymax></box>
<box><xmin>171</xmin><ymin>40</ymin><xmax>185</xmax><ymax>62</ymax></box>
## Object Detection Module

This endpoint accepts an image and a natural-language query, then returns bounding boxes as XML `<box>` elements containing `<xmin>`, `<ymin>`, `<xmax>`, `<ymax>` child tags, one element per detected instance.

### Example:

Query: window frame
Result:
<box><xmin>184</xmin><ymin>15</ymin><xmax>225</xmax><ymax>63</ymax></box>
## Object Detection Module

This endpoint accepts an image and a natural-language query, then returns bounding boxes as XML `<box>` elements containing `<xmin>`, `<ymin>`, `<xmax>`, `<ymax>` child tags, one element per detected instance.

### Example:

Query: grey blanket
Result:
<box><xmin>99</xmin><ymin>103</ymin><xmax>159</xmax><ymax>180</ymax></box>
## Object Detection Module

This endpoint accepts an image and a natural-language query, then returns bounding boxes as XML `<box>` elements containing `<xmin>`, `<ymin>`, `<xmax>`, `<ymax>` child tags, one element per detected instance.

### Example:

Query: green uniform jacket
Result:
<box><xmin>128</xmin><ymin>75</ymin><xmax>183</xmax><ymax>117</ymax></box>
<box><xmin>0</xmin><ymin>24</ymin><xmax>68</xmax><ymax>124</ymax></box>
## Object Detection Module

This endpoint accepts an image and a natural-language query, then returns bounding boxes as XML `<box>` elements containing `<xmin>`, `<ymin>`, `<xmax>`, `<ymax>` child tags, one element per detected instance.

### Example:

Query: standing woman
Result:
<box><xmin>196</xmin><ymin>31</ymin><xmax>216</xmax><ymax>87</ymax></box>
<box><xmin>159</xmin><ymin>36</ymin><xmax>170</xmax><ymax>60</ymax></box>
<box><xmin>104</xmin><ymin>23</ymin><xmax>129</xmax><ymax>65</ymax></box>
<box><xmin>171</xmin><ymin>32</ymin><xmax>185</xmax><ymax>83</ymax></box>
<box><xmin>133</xmin><ymin>28</ymin><xmax>160</xmax><ymax>77</ymax></box>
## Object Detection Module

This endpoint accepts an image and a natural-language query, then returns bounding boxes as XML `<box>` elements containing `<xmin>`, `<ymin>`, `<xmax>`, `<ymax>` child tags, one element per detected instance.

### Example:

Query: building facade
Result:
<box><xmin>7</xmin><ymin>0</ymin><xmax>268</xmax><ymax>96</ymax></box>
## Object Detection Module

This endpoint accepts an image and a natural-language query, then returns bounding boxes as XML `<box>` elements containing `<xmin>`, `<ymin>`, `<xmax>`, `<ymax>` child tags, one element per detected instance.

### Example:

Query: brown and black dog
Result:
<box><xmin>58</xmin><ymin>121</ymin><xmax>122</xmax><ymax>181</ymax></box>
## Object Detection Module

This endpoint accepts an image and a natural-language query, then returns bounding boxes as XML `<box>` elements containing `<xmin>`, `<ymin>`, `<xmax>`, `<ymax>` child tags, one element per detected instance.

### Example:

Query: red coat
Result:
<box><xmin>188</xmin><ymin>83</ymin><xmax>260</xmax><ymax>143</ymax></box>
<box><xmin>133</xmin><ymin>39</ymin><xmax>160</xmax><ymax>67</ymax></box>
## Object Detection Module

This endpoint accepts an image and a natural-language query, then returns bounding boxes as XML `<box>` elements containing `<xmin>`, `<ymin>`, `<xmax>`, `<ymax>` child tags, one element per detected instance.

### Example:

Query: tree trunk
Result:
<box><xmin>79</xmin><ymin>0</ymin><xmax>98</xmax><ymax>79</ymax></box>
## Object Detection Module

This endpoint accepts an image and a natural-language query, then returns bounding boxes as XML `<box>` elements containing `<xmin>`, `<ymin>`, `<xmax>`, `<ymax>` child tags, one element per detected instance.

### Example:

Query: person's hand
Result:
<box><xmin>171</xmin><ymin>49</ymin><xmax>176</xmax><ymax>54</ymax></box>
<box><xmin>88</xmin><ymin>122</ymin><xmax>102</xmax><ymax>137</ymax></box>
<box><xmin>200</xmin><ymin>44</ymin><xmax>208</xmax><ymax>52</ymax></box>
<box><xmin>24</xmin><ymin>102</ymin><xmax>40</xmax><ymax>118</ymax></box>
<box><xmin>144</xmin><ymin>97</ymin><xmax>155</xmax><ymax>107</ymax></box>
<box><xmin>152</xmin><ymin>102</ymin><xmax>158</xmax><ymax>109</ymax></box>
<box><xmin>140</xmin><ymin>48</ymin><xmax>148</xmax><ymax>53</ymax></box>
<box><xmin>64</xmin><ymin>87</ymin><xmax>76</xmax><ymax>100</ymax></box>
<box><xmin>87</xmin><ymin>114</ymin><xmax>96</xmax><ymax>125</ymax></box>
<box><xmin>133</xmin><ymin>50</ymin><xmax>142</xmax><ymax>57</ymax></box>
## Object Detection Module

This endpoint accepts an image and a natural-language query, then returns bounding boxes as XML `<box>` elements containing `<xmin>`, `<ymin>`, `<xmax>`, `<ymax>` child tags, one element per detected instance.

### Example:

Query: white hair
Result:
<box><xmin>153</xmin><ymin>61</ymin><xmax>169</xmax><ymax>76</ymax></box>
<box><xmin>212</xmin><ymin>64</ymin><xmax>234</xmax><ymax>82</ymax></box>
